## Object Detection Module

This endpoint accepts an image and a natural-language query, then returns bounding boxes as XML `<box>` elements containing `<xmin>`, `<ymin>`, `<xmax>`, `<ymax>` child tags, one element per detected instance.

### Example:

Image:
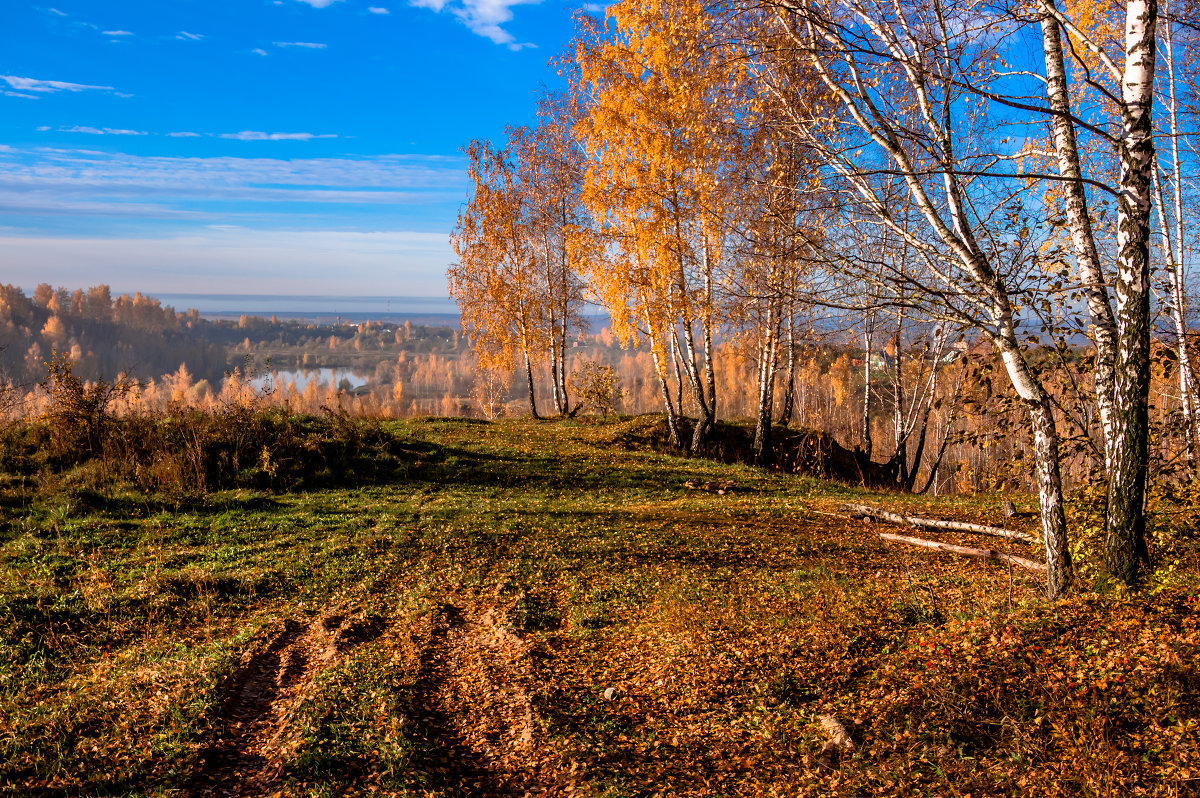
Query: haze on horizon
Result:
<box><xmin>0</xmin><ymin>0</ymin><xmax>594</xmax><ymax>298</ymax></box>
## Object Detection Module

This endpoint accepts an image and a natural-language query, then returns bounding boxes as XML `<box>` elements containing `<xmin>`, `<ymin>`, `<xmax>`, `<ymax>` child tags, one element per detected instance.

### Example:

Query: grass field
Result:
<box><xmin>2</xmin><ymin>416</ymin><xmax>1198</xmax><ymax>797</ymax></box>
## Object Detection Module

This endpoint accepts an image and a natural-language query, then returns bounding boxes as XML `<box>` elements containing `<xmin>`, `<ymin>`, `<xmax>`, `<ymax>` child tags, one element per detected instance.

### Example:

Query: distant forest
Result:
<box><xmin>0</xmin><ymin>282</ymin><xmax>463</xmax><ymax>388</ymax></box>
<box><xmin>5</xmin><ymin>282</ymin><xmax>1192</xmax><ymax>506</ymax></box>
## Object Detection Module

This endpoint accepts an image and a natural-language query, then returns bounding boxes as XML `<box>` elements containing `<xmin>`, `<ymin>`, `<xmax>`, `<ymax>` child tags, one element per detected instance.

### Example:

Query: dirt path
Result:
<box><xmin>188</xmin><ymin>612</ymin><xmax>379</xmax><ymax>797</ymax></box>
<box><xmin>187</xmin><ymin>595</ymin><xmax>580</xmax><ymax>797</ymax></box>
<box><xmin>406</xmin><ymin>597</ymin><xmax>585</xmax><ymax>797</ymax></box>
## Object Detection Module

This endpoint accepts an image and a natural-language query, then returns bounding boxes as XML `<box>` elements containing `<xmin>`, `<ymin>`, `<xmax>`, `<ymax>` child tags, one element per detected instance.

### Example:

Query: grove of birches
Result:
<box><xmin>447</xmin><ymin>0</ymin><xmax>1200</xmax><ymax>600</ymax></box>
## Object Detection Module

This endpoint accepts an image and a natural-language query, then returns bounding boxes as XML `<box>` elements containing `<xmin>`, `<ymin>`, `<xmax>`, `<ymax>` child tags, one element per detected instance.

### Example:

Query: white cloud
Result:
<box><xmin>294</xmin><ymin>0</ymin><xmax>345</xmax><ymax>6</ymax></box>
<box><xmin>0</xmin><ymin>147</ymin><xmax>466</xmax><ymax>206</ymax></box>
<box><xmin>47</xmin><ymin>7</ymin><xmax>68</xmax><ymax>16</ymax></box>
<box><xmin>273</xmin><ymin>41</ymin><xmax>328</xmax><ymax>49</ymax></box>
<box><xmin>252</xmin><ymin>48</ymin><xmax>269</xmax><ymax>56</ymax></box>
<box><xmin>368</xmin><ymin>6</ymin><xmax>391</xmax><ymax>12</ymax></box>
<box><xmin>1</xmin><ymin>75</ymin><xmax>114</xmax><ymax>94</ymax></box>
<box><xmin>219</xmin><ymin>131</ymin><xmax>338</xmax><ymax>141</ymax></box>
<box><xmin>176</xmin><ymin>31</ymin><xmax>204</xmax><ymax>40</ymax></box>
<box><xmin>409</xmin><ymin>0</ymin><xmax>542</xmax><ymax>48</ymax></box>
<box><xmin>3</xmin><ymin>91</ymin><xmax>40</xmax><ymax>100</ymax></box>
<box><xmin>103</xmin><ymin>30</ymin><xmax>134</xmax><ymax>36</ymax></box>
<box><xmin>167</xmin><ymin>132</ymin><xmax>201</xmax><ymax>138</ymax></box>
<box><xmin>59</xmin><ymin>126</ymin><xmax>146</xmax><ymax>135</ymax></box>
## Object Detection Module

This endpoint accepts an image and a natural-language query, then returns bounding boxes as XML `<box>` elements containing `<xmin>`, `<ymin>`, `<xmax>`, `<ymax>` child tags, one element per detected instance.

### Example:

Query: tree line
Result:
<box><xmin>448</xmin><ymin>0</ymin><xmax>1200</xmax><ymax>599</ymax></box>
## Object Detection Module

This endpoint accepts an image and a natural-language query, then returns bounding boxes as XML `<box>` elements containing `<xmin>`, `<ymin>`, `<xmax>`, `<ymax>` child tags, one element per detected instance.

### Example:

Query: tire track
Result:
<box><xmin>406</xmin><ymin>596</ymin><xmax>586</xmax><ymax>797</ymax></box>
<box><xmin>188</xmin><ymin>612</ymin><xmax>380</xmax><ymax>797</ymax></box>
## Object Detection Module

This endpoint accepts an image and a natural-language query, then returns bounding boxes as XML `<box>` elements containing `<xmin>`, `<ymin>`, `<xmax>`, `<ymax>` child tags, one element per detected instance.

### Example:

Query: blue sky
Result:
<box><xmin>0</xmin><ymin>0</ymin><xmax>592</xmax><ymax>297</ymax></box>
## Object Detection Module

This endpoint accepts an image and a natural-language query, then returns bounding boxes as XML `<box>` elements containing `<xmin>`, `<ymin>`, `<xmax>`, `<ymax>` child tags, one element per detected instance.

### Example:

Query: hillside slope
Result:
<box><xmin>1</xmin><ymin>417</ymin><xmax>1197</xmax><ymax>797</ymax></box>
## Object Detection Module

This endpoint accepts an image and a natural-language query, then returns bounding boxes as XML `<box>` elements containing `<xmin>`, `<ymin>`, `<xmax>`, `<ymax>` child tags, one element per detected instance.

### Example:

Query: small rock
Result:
<box><xmin>602</xmin><ymin>687</ymin><xmax>616</xmax><ymax>700</ymax></box>
<box><xmin>1003</xmin><ymin>500</ymin><xmax>1018</xmax><ymax>517</ymax></box>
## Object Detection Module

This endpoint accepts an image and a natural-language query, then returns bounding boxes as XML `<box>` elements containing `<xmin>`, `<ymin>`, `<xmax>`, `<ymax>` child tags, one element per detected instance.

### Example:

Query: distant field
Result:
<box><xmin>1</xmin><ymin>417</ymin><xmax>1197</xmax><ymax>797</ymax></box>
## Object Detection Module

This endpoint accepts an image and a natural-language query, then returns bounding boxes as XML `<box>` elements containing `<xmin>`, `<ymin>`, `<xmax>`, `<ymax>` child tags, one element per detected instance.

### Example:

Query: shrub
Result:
<box><xmin>574</xmin><ymin>362</ymin><xmax>623</xmax><ymax>417</ymax></box>
<box><xmin>39</xmin><ymin>351</ymin><xmax>134</xmax><ymax>464</ymax></box>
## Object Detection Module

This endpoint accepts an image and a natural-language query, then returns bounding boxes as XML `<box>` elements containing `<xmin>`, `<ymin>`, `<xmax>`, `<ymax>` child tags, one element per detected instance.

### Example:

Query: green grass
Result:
<box><xmin>1</xmin><ymin>415</ymin><xmax>1197</xmax><ymax>797</ymax></box>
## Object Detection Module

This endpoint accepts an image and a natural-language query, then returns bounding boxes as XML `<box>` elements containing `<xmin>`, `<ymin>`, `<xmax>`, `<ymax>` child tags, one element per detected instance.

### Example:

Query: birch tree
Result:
<box><xmin>449</xmin><ymin>140</ymin><xmax>547</xmax><ymax>418</ymax></box>
<box><xmin>575</xmin><ymin>0</ymin><xmax>743</xmax><ymax>452</ymax></box>
<box><xmin>510</xmin><ymin>92</ymin><xmax>593</xmax><ymax>417</ymax></box>
<box><xmin>752</xmin><ymin>0</ymin><xmax>1077</xmax><ymax>597</ymax></box>
<box><xmin>1035</xmin><ymin>0</ymin><xmax>1157</xmax><ymax>583</ymax></box>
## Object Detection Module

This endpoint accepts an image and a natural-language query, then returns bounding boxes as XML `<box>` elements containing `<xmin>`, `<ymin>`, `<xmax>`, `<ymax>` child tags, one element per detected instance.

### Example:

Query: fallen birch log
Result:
<box><xmin>839</xmin><ymin>502</ymin><xmax>1035</xmax><ymax>543</ymax></box>
<box><xmin>879</xmin><ymin>532</ymin><xmax>1046</xmax><ymax>572</ymax></box>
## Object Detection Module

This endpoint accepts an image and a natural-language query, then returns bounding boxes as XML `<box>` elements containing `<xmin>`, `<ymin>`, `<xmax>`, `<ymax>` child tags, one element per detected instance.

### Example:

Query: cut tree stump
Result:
<box><xmin>816</xmin><ymin>714</ymin><xmax>854</xmax><ymax>772</ymax></box>
<box><xmin>839</xmin><ymin>503</ymin><xmax>1035</xmax><ymax>543</ymax></box>
<box><xmin>878</xmin><ymin>532</ymin><xmax>1046</xmax><ymax>572</ymax></box>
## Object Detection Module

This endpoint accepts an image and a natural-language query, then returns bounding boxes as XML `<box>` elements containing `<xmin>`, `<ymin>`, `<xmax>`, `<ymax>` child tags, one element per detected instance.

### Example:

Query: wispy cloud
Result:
<box><xmin>252</xmin><ymin>48</ymin><xmax>269</xmax><ymax>56</ymax></box>
<box><xmin>273</xmin><ymin>41</ymin><xmax>328</xmax><ymax>49</ymax></box>
<box><xmin>45</xmin><ymin>125</ymin><xmax>147</xmax><ymax>136</ymax></box>
<box><xmin>368</xmin><ymin>6</ymin><xmax>391</xmax><ymax>12</ymax></box>
<box><xmin>103</xmin><ymin>30</ymin><xmax>134</xmax><ymax>36</ymax></box>
<box><xmin>0</xmin><ymin>146</ymin><xmax>464</xmax><ymax>293</ymax></box>
<box><xmin>176</xmin><ymin>31</ymin><xmax>204</xmax><ymax>41</ymax></box>
<box><xmin>219</xmin><ymin>131</ymin><xmax>337</xmax><ymax>141</ymax></box>
<box><xmin>35</xmin><ymin>128</ymin><xmax>336</xmax><ymax>140</ymax></box>
<box><xmin>1</xmin><ymin>75</ymin><xmax>115</xmax><ymax>94</ymax></box>
<box><xmin>47</xmin><ymin>7</ymin><xmax>68</xmax><ymax>16</ymax></box>
<box><xmin>409</xmin><ymin>0</ymin><xmax>542</xmax><ymax>50</ymax></box>
<box><xmin>0</xmin><ymin>147</ymin><xmax>466</xmax><ymax>208</ymax></box>
<box><xmin>293</xmin><ymin>0</ymin><xmax>345</xmax><ymax>6</ymax></box>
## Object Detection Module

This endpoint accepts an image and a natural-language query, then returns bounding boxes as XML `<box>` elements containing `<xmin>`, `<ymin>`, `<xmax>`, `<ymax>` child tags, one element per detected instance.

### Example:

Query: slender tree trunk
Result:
<box><xmin>558</xmin><ymin>314</ymin><xmax>571</xmax><ymax>416</ymax></box>
<box><xmin>1152</xmin><ymin>164</ymin><xmax>1197</xmax><ymax>469</ymax></box>
<box><xmin>681</xmin><ymin>315</ymin><xmax>715</xmax><ymax>453</ymax></box>
<box><xmin>654</xmin><ymin>338</ymin><xmax>682</xmax><ymax>448</ymax></box>
<box><xmin>1107</xmin><ymin>0</ymin><xmax>1158</xmax><ymax>584</ymax></box>
<box><xmin>890</xmin><ymin>313</ymin><xmax>907</xmax><ymax>487</ymax></box>
<box><xmin>670</xmin><ymin>330</ymin><xmax>686</xmax><ymax>417</ymax></box>
<box><xmin>1029</xmin><ymin>396</ymin><xmax>1073</xmax><ymax>597</ymax></box>
<box><xmin>702</xmin><ymin>249</ymin><xmax>717</xmax><ymax>423</ymax></box>
<box><xmin>753</xmin><ymin>295</ymin><xmax>781</xmax><ymax>467</ymax></box>
<box><xmin>995</xmin><ymin>339</ymin><xmax>1075</xmax><ymax>598</ymax></box>
<box><xmin>862</xmin><ymin>310</ymin><xmax>875</xmax><ymax>460</ymax></box>
<box><xmin>548</xmin><ymin>305</ymin><xmax>564</xmax><ymax>416</ymax></box>
<box><xmin>523</xmin><ymin>346</ymin><xmax>540</xmax><ymax>420</ymax></box>
<box><xmin>1154</xmin><ymin>14</ymin><xmax>1198</xmax><ymax>471</ymax></box>
<box><xmin>779</xmin><ymin>301</ymin><xmax>798</xmax><ymax>426</ymax></box>
<box><xmin>902</xmin><ymin>361</ymin><xmax>940</xmax><ymax>492</ymax></box>
<box><xmin>1165</xmin><ymin>15</ymin><xmax>1199</xmax><ymax>463</ymax></box>
<box><xmin>673</xmin><ymin>236</ymin><xmax>717</xmax><ymax>454</ymax></box>
<box><xmin>685</xmin><ymin>321</ymin><xmax>714</xmax><ymax>454</ymax></box>
<box><xmin>1040</xmin><ymin>4</ymin><xmax>1120</xmax><ymax>464</ymax></box>
<box><xmin>647</xmin><ymin>305</ymin><xmax>682</xmax><ymax>448</ymax></box>
<box><xmin>543</xmin><ymin>234</ymin><xmax>566</xmax><ymax>417</ymax></box>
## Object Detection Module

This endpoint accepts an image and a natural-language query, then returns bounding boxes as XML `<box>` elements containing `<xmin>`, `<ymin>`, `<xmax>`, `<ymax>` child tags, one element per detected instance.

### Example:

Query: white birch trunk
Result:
<box><xmin>1107</xmin><ymin>0</ymin><xmax>1158</xmax><ymax>584</ymax></box>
